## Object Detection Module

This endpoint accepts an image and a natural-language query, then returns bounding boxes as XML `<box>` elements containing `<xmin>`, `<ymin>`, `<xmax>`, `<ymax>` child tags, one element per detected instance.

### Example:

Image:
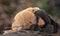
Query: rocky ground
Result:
<box><xmin>0</xmin><ymin>28</ymin><xmax>59</xmax><ymax>36</ymax></box>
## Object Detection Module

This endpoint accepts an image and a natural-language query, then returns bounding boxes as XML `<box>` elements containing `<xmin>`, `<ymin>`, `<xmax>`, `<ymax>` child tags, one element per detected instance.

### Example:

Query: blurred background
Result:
<box><xmin>0</xmin><ymin>0</ymin><xmax>60</xmax><ymax>33</ymax></box>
